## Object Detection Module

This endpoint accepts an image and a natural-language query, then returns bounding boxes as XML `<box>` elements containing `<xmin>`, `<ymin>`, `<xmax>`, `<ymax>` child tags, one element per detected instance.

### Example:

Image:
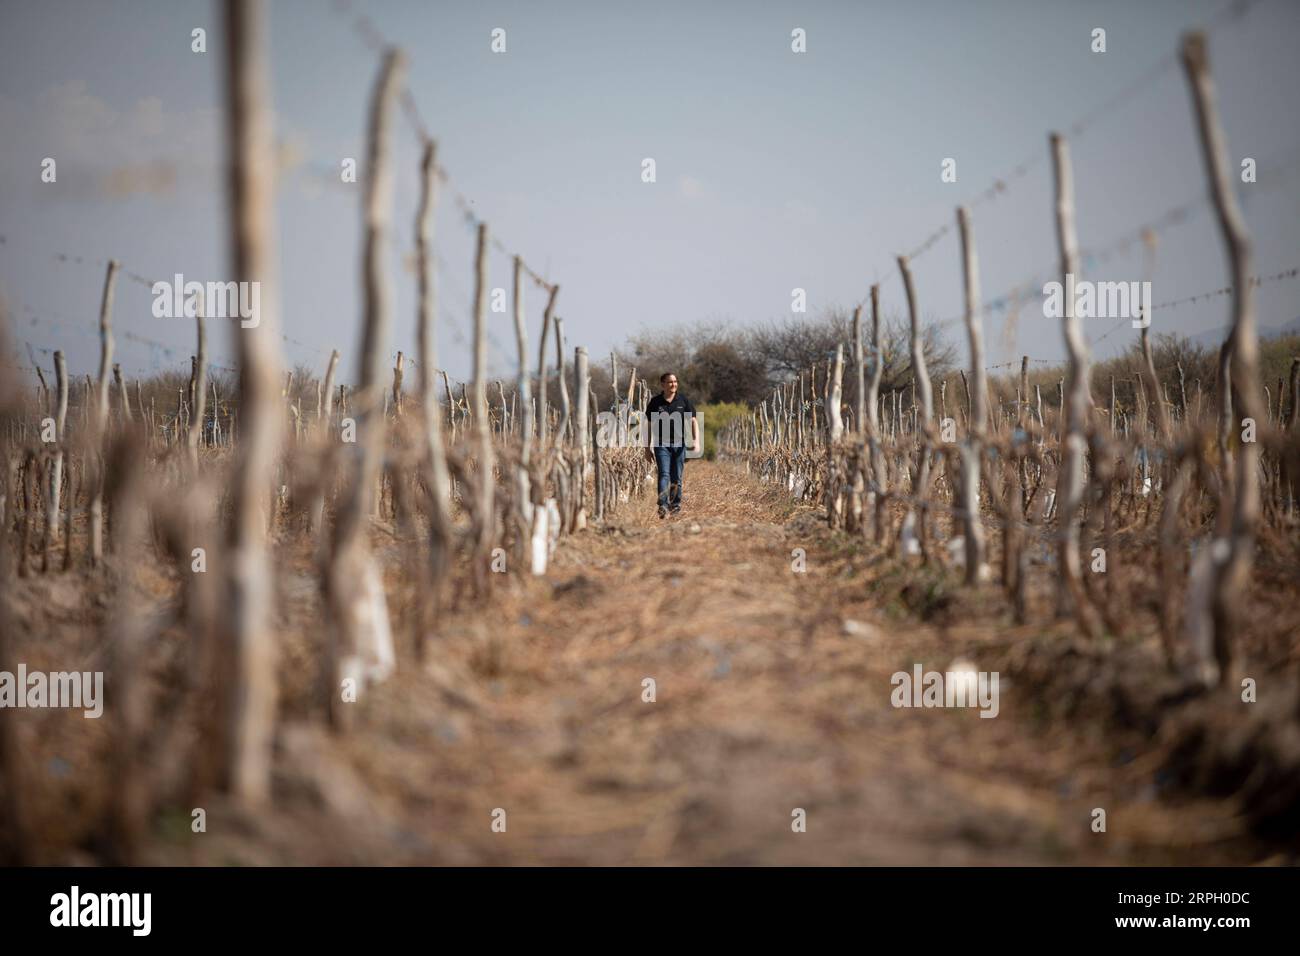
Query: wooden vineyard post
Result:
<box><xmin>849</xmin><ymin>304</ymin><xmax>867</xmax><ymax>528</ymax></box>
<box><xmin>218</xmin><ymin>0</ymin><xmax>285</xmax><ymax>802</ymax></box>
<box><xmin>1181</xmin><ymin>31</ymin><xmax>1262</xmax><ymax>687</ymax></box>
<box><xmin>609</xmin><ymin>354</ymin><xmax>618</xmax><ymax>412</ymax></box>
<box><xmin>469</xmin><ymin>221</ymin><xmax>496</xmax><ymax>591</ymax></box>
<box><xmin>188</xmin><ymin>298</ymin><xmax>207</xmax><ymax>468</ymax></box>
<box><xmin>1140</xmin><ymin>326</ymin><xmax>1171</xmax><ymax>443</ymax></box>
<box><xmin>113</xmin><ymin>364</ymin><xmax>132</xmax><ymax>425</ymax></box>
<box><xmin>89</xmin><ymin>258</ymin><xmax>119</xmax><ymax>566</ymax></box>
<box><xmin>866</xmin><ymin>284</ymin><xmax>887</xmax><ymax>543</ymax></box>
<box><xmin>825</xmin><ymin>342</ymin><xmax>845</xmax><ymax>525</ymax></box>
<box><xmin>511</xmin><ymin>255</ymin><xmax>534</xmax><ymax>562</ymax></box>
<box><xmin>1108</xmin><ymin>375</ymin><xmax>1117</xmax><ymax>435</ymax></box>
<box><xmin>46</xmin><ymin>350</ymin><xmax>69</xmax><ymax>547</ymax></box>
<box><xmin>415</xmin><ymin>140</ymin><xmax>452</xmax><ymax>632</ymax></box>
<box><xmin>1215</xmin><ymin>340</ymin><xmax>1233</xmax><ymax>487</ymax></box>
<box><xmin>853</xmin><ymin>305</ymin><xmax>866</xmax><ymax>435</ymax></box>
<box><xmin>320</xmin><ymin>349</ymin><xmax>340</xmax><ymax>427</ymax></box>
<box><xmin>536</xmin><ymin>285</ymin><xmax>558</xmax><ymax>447</ymax></box>
<box><xmin>957</xmin><ymin>206</ymin><xmax>987</xmax><ymax>584</ymax></box>
<box><xmin>827</xmin><ymin>343</ymin><xmax>844</xmax><ymax>444</ymax></box>
<box><xmin>897</xmin><ymin>254</ymin><xmax>934</xmax><ymax>559</ymax></box>
<box><xmin>1049</xmin><ymin>132</ymin><xmax>1095</xmax><ymax>632</ymax></box>
<box><xmin>392</xmin><ymin>351</ymin><xmax>404</xmax><ymax>418</ymax></box>
<box><xmin>573</xmin><ymin>345</ymin><xmax>590</xmax><ymax>531</ymax></box>
<box><xmin>555</xmin><ymin>316</ymin><xmax>572</xmax><ymax>445</ymax></box>
<box><xmin>325</xmin><ymin>46</ymin><xmax>405</xmax><ymax>731</ymax></box>
<box><xmin>1017</xmin><ymin>356</ymin><xmax>1030</xmax><ymax>502</ymax></box>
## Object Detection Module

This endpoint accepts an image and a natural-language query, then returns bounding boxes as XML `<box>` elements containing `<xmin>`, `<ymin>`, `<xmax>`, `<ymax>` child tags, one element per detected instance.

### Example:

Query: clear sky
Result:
<box><xmin>2</xmin><ymin>0</ymin><xmax>1298</xmax><ymax>386</ymax></box>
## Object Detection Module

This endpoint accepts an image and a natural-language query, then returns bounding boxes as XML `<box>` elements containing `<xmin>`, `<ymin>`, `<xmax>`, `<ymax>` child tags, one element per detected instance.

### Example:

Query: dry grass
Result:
<box><xmin>7</xmin><ymin>459</ymin><xmax>1289</xmax><ymax>865</ymax></box>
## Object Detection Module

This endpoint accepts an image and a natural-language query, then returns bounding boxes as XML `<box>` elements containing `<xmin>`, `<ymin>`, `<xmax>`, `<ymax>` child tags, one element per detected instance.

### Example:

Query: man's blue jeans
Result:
<box><xmin>654</xmin><ymin>445</ymin><xmax>686</xmax><ymax>511</ymax></box>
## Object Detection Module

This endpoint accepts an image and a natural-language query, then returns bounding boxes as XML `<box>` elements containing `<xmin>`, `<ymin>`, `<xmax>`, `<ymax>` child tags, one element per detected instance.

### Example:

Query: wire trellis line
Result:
<box><xmin>897</xmin><ymin>0</ymin><xmax>1268</xmax><ymax>267</ymax></box>
<box><xmin>329</xmin><ymin>0</ymin><xmax>556</xmax><ymax>294</ymax></box>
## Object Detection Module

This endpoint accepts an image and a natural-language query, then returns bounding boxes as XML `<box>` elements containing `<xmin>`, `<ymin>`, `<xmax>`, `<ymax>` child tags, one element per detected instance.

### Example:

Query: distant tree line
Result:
<box><xmin>618</xmin><ymin>308</ymin><xmax>1299</xmax><ymax>427</ymax></box>
<box><xmin>616</xmin><ymin>307</ymin><xmax>958</xmax><ymax>408</ymax></box>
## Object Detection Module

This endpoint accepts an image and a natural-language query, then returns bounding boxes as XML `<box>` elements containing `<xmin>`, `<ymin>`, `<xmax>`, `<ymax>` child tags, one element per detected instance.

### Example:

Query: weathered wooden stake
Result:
<box><xmin>1182</xmin><ymin>31</ymin><xmax>1262</xmax><ymax>687</ymax></box>
<box><xmin>535</xmin><ymin>285</ymin><xmax>558</xmax><ymax>446</ymax></box>
<box><xmin>470</xmin><ymin>221</ymin><xmax>495</xmax><ymax>589</ymax></box>
<box><xmin>1049</xmin><ymin>132</ymin><xmax>1093</xmax><ymax>626</ymax></box>
<box><xmin>219</xmin><ymin>0</ymin><xmax>284</xmax><ymax>803</ymax></box>
<box><xmin>89</xmin><ymin>259</ymin><xmax>119</xmax><ymax>566</ymax></box>
<box><xmin>957</xmin><ymin>205</ymin><xmax>987</xmax><ymax>583</ymax></box>
<box><xmin>188</xmin><ymin>300</ymin><xmax>207</xmax><ymax>468</ymax></box>
<box><xmin>555</xmin><ymin>316</ymin><xmax>572</xmax><ymax>445</ymax></box>
<box><xmin>46</xmin><ymin>350</ymin><xmax>69</xmax><ymax>546</ymax></box>
<box><xmin>573</xmin><ymin>346</ymin><xmax>590</xmax><ymax>530</ymax></box>
<box><xmin>415</xmin><ymin>140</ymin><xmax>453</xmax><ymax>619</ymax></box>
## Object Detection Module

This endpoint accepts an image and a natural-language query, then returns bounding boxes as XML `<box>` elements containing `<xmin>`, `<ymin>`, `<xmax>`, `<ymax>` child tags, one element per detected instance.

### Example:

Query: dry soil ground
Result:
<box><xmin>167</xmin><ymin>461</ymin><xmax>1276</xmax><ymax>864</ymax></box>
<box><xmin>9</xmin><ymin>460</ymin><xmax>1281</xmax><ymax>865</ymax></box>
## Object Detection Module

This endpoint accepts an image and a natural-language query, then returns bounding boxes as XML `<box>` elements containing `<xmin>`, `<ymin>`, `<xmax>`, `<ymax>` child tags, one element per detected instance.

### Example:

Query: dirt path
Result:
<box><xmin>314</xmin><ymin>462</ymin><xmax>1105</xmax><ymax>864</ymax></box>
<box><xmin>173</xmin><ymin>460</ymin><xmax>1248</xmax><ymax>865</ymax></box>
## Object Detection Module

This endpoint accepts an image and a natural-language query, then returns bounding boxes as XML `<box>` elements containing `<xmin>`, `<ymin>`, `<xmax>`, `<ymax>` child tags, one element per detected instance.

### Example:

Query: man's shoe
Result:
<box><xmin>658</xmin><ymin>507</ymin><xmax>667</xmax><ymax>519</ymax></box>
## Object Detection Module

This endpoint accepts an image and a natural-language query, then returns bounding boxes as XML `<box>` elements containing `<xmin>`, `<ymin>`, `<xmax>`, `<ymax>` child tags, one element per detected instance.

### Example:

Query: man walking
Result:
<box><xmin>644</xmin><ymin>372</ymin><xmax>699</xmax><ymax>518</ymax></box>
